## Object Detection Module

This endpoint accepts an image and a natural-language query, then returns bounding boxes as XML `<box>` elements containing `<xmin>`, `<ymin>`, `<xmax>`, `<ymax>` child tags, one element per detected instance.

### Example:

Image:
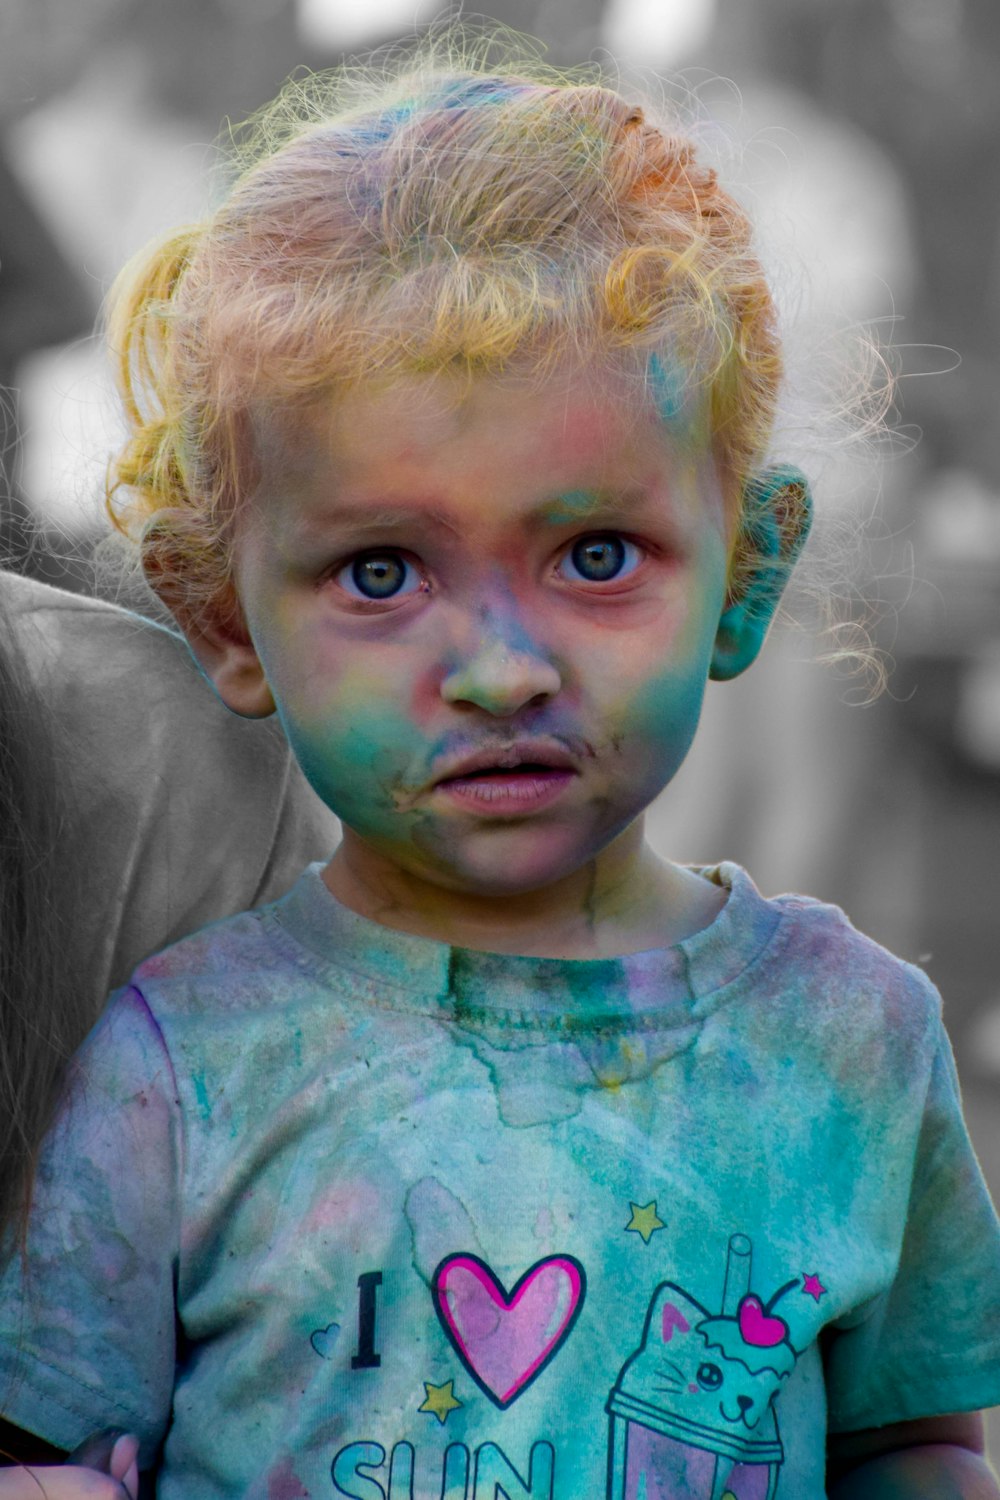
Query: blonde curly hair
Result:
<box><xmin>105</xmin><ymin>32</ymin><xmax>791</xmax><ymax>631</ymax></box>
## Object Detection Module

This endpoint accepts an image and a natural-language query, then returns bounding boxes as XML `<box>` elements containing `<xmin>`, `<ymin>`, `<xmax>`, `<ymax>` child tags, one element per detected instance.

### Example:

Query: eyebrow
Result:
<box><xmin>288</xmin><ymin>501</ymin><xmax>463</xmax><ymax>541</ymax></box>
<box><xmin>541</xmin><ymin>487</ymin><xmax>656</xmax><ymax>520</ymax></box>
<box><xmin>284</xmin><ymin>485</ymin><xmax>674</xmax><ymax>547</ymax></box>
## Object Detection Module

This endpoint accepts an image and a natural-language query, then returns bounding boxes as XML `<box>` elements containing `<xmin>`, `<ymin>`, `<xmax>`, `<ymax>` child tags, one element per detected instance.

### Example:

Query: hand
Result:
<box><xmin>0</xmin><ymin>1433</ymin><xmax>139</xmax><ymax>1499</ymax></box>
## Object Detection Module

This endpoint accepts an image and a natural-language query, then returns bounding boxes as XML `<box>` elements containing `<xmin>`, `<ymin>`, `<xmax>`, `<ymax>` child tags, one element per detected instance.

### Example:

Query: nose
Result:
<box><xmin>737</xmin><ymin>1395</ymin><xmax>753</xmax><ymax>1417</ymax></box>
<box><xmin>440</xmin><ymin>625</ymin><xmax>562</xmax><ymax>718</ymax></box>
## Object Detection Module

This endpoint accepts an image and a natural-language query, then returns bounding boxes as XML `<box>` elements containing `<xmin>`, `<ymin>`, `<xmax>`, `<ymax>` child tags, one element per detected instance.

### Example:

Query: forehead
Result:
<box><xmin>251</xmin><ymin>359</ymin><xmax>721</xmax><ymax>533</ymax></box>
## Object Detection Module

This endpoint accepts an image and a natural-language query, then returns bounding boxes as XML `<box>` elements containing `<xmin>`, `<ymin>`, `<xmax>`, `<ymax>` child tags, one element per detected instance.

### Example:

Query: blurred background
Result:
<box><xmin>1</xmin><ymin>0</ymin><xmax>998</xmax><ymax>1455</ymax></box>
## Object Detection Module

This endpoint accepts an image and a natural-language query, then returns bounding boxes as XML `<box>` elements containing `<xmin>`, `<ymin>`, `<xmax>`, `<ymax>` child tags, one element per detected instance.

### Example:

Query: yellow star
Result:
<box><xmin>419</xmin><ymin>1379</ymin><xmax>463</xmax><ymax>1424</ymax></box>
<box><xmin>625</xmin><ymin>1200</ymin><xmax>665</xmax><ymax>1244</ymax></box>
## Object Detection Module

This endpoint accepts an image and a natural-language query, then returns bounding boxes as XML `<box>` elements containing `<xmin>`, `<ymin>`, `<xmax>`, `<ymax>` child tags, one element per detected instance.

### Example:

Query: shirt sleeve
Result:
<box><xmin>825</xmin><ymin>1017</ymin><xmax>1000</xmax><ymax>1431</ymax></box>
<box><xmin>0</xmin><ymin>988</ymin><xmax>181</xmax><ymax>1470</ymax></box>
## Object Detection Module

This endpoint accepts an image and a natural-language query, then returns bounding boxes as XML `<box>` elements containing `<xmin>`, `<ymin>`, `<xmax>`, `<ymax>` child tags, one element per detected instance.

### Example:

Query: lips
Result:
<box><xmin>429</xmin><ymin>739</ymin><xmax>580</xmax><ymax>815</ymax></box>
<box><xmin>431</xmin><ymin>739</ymin><xmax>578</xmax><ymax>784</ymax></box>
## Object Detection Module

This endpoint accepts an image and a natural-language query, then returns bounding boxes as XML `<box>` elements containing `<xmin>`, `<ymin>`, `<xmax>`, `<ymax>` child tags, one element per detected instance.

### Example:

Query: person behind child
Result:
<box><xmin>0</xmin><ymin>570</ymin><xmax>337</xmax><ymax>1265</ymax></box>
<box><xmin>1</xmin><ymin>33</ymin><xmax>999</xmax><ymax>1499</ymax></box>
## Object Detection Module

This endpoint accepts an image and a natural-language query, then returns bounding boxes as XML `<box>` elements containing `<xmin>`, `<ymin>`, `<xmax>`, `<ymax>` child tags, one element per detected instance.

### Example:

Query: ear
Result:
<box><xmin>183</xmin><ymin>610</ymin><xmax>277</xmax><ymax>719</ymax></box>
<box><xmin>147</xmin><ymin>569</ymin><xmax>276</xmax><ymax>719</ymax></box>
<box><xmin>710</xmin><ymin>466</ymin><xmax>812</xmax><ymax>682</ymax></box>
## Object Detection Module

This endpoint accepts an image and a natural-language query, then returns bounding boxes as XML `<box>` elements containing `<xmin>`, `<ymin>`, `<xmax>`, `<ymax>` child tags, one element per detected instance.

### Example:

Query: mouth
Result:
<box><xmin>719</xmin><ymin>1402</ymin><xmax>756</xmax><ymax>1428</ymax></box>
<box><xmin>429</xmin><ymin>741</ymin><xmax>579</xmax><ymax>816</ymax></box>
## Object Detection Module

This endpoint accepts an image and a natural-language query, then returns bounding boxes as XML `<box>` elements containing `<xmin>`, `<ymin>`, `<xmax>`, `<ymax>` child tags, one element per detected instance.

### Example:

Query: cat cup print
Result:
<box><xmin>608</xmin><ymin>1236</ymin><xmax>798</xmax><ymax>1500</ymax></box>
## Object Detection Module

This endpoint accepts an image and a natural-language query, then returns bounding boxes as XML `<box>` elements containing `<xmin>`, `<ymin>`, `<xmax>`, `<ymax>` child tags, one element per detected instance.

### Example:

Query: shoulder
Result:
<box><xmin>2</xmin><ymin>573</ymin><xmax>337</xmax><ymax>991</ymax></box>
<box><xmin>126</xmin><ymin>890</ymin><xmax>306</xmax><ymax>1018</ymax></box>
<box><xmin>775</xmin><ymin>885</ymin><xmax>938</xmax><ymax>1014</ymax></box>
<box><xmin>3</xmin><ymin>571</ymin><xmax>249</xmax><ymax>734</ymax></box>
<box><xmin>4</xmin><ymin>575</ymin><xmax>288</xmax><ymax>779</ymax></box>
<box><xmin>2</xmin><ymin>576</ymin><xmax>332</xmax><ymax>841</ymax></box>
<box><xmin>720</xmin><ymin>864</ymin><xmax>943</xmax><ymax>1075</ymax></box>
<box><xmin>3</xmin><ymin>572</ymin><xmax>242</xmax><ymax>757</ymax></box>
<box><xmin>3</xmin><ymin>567</ymin><xmax>180</xmax><ymax>654</ymax></box>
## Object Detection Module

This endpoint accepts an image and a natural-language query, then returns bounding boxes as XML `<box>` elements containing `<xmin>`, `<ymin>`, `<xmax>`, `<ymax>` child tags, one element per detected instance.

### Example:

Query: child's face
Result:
<box><xmin>229</xmin><ymin>362</ymin><xmax>732</xmax><ymax>901</ymax></box>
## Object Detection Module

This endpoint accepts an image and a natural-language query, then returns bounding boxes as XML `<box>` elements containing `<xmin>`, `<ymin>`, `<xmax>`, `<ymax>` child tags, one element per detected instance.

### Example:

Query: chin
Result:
<box><xmin>413</xmin><ymin>820</ymin><xmax>626</xmax><ymax>900</ymax></box>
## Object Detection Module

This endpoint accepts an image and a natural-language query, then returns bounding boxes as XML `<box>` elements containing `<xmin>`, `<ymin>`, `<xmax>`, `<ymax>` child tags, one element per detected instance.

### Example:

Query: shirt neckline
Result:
<box><xmin>264</xmin><ymin>862</ymin><xmax>784</xmax><ymax>1033</ymax></box>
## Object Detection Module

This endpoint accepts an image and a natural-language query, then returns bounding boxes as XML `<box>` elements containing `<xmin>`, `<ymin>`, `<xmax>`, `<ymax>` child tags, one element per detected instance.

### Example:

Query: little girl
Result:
<box><xmin>2</xmin><ymin>36</ymin><xmax>999</xmax><ymax>1500</ymax></box>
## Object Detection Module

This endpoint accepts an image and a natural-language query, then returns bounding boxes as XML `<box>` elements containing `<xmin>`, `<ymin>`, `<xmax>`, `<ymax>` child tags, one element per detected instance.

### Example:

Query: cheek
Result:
<box><xmin>269</xmin><ymin>660</ymin><xmax>427</xmax><ymax>827</ymax></box>
<box><xmin>598</xmin><ymin>593</ymin><xmax>722</xmax><ymax>774</ymax></box>
<box><xmin>247</xmin><ymin>603</ymin><xmax>426</xmax><ymax>814</ymax></box>
<box><xmin>608</xmin><ymin>660</ymin><xmax>711</xmax><ymax>784</ymax></box>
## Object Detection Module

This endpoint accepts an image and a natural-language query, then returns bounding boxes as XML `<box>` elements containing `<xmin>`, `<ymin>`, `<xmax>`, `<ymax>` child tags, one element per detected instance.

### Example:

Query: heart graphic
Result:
<box><xmin>309</xmin><ymin>1322</ymin><xmax>341</xmax><ymax>1359</ymax></box>
<box><xmin>433</xmin><ymin>1253</ymin><xmax>586</xmax><ymax>1408</ymax></box>
<box><xmin>737</xmin><ymin>1295</ymin><xmax>787</xmax><ymax>1348</ymax></box>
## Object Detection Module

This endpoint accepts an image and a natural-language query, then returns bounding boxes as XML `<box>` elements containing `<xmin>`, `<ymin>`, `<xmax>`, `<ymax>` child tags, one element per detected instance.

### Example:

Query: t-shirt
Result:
<box><xmin>2</xmin><ymin>864</ymin><xmax>999</xmax><ymax>1500</ymax></box>
<box><xmin>2</xmin><ymin>570</ymin><xmax>338</xmax><ymax>1021</ymax></box>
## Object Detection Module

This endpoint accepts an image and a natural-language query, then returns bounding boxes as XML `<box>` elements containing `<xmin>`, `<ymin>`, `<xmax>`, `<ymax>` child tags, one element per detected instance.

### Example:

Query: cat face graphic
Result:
<box><xmin>617</xmin><ymin>1282</ymin><xmax>797</xmax><ymax>1433</ymax></box>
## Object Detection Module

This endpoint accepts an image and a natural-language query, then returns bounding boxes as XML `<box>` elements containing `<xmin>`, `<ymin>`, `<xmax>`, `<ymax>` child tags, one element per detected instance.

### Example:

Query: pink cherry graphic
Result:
<box><xmin>433</xmin><ymin>1253</ymin><xmax>586</xmax><ymax>1408</ymax></box>
<box><xmin>737</xmin><ymin>1295</ymin><xmax>788</xmax><ymax>1348</ymax></box>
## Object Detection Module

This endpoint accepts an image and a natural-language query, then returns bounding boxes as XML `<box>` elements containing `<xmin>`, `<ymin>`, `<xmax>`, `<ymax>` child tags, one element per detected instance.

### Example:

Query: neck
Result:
<box><xmin>322</xmin><ymin>824</ymin><xmax>726</xmax><ymax>959</ymax></box>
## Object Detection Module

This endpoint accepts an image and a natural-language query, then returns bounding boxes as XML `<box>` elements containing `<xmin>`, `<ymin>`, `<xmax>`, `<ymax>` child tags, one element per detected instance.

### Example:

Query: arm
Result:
<box><xmin>0</xmin><ymin>994</ymin><xmax>179</xmax><ymax>1490</ymax></box>
<box><xmin>823</xmin><ymin>1017</ymin><xmax>1000</xmax><ymax>1476</ymax></box>
<box><xmin>828</xmin><ymin>1412</ymin><xmax>1000</xmax><ymax>1498</ymax></box>
<box><xmin>0</xmin><ymin>1419</ymin><xmax>138</xmax><ymax>1498</ymax></box>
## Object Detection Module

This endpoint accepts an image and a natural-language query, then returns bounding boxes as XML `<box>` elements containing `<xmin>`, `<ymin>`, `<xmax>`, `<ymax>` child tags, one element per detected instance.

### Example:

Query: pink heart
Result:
<box><xmin>737</xmin><ymin>1295</ymin><xmax>788</xmax><ymax>1348</ymax></box>
<box><xmin>433</xmin><ymin>1254</ymin><xmax>586</xmax><ymax>1408</ymax></box>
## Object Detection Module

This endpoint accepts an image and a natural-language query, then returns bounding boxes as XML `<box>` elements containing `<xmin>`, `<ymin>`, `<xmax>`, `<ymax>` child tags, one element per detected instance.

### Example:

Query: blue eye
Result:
<box><xmin>560</xmin><ymin>534</ymin><xmax>641</xmax><ymax>583</ymax></box>
<box><xmin>696</xmin><ymin>1362</ymin><xmax>723</xmax><ymax>1391</ymax></box>
<box><xmin>339</xmin><ymin>552</ymin><xmax>421</xmax><ymax>601</ymax></box>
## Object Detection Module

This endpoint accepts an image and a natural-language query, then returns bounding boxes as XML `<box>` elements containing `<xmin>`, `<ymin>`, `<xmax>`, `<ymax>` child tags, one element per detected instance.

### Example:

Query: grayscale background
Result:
<box><xmin>2</xmin><ymin>0</ymin><xmax>998</xmax><ymax>1462</ymax></box>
